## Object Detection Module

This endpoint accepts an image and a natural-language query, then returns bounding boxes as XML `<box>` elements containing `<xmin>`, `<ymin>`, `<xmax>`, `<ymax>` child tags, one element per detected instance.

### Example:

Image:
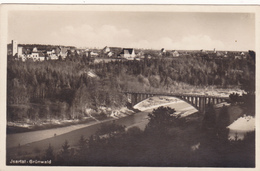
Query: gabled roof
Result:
<box><xmin>32</xmin><ymin>47</ymin><xmax>38</xmax><ymax>52</ymax></box>
<box><xmin>121</xmin><ymin>48</ymin><xmax>134</xmax><ymax>54</ymax></box>
<box><xmin>103</xmin><ymin>46</ymin><xmax>109</xmax><ymax>50</ymax></box>
<box><xmin>60</xmin><ymin>47</ymin><xmax>69</xmax><ymax>54</ymax></box>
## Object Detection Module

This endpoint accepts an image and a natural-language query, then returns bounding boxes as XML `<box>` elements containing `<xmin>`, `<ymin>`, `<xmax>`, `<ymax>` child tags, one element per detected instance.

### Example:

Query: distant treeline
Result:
<box><xmin>7</xmin><ymin>43</ymin><xmax>75</xmax><ymax>50</ymax></box>
<box><xmin>7</xmin><ymin>52</ymin><xmax>255</xmax><ymax>122</ymax></box>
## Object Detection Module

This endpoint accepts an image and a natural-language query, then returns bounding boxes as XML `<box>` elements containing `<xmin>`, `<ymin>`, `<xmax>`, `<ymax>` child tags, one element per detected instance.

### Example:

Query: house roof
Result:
<box><xmin>103</xmin><ymin>46</ymin><xmax>109</xmax><ymax>50</ymax></box>
<box><xmin>61</xmin><ymin>47</ymin><xmax>69</xmax><ymax>54</ymax></box>
<box><xmin>121</xmin><ymin>48</ymin><xmax>134</xmax><ymax>54</ymax></box>
<box><xmin>38</xmin><ymin>52</ymin><xmax>45</xmax><ymax>57</ymax></box>
<box><xmin>32</xmin><ymin>47</ymin><xmax>38</xmax><ymax>52</ymax></box>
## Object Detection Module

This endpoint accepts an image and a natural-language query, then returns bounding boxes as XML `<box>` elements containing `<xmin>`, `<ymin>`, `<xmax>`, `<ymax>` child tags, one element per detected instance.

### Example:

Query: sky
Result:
<box><xmin>8</xmin><ymin>10</ymin><xmax>255</xmax><ymax>51</ymax></box>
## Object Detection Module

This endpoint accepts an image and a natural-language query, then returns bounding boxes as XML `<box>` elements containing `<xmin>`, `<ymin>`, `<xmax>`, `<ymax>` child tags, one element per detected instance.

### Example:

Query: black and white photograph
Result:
<box><xmin>1</xmin><ymin>4</ymin><xmax>258</xmax><ymax>169</ymax></box>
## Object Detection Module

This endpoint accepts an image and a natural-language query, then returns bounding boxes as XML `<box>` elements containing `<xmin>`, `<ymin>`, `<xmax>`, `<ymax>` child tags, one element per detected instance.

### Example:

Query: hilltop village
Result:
<box><xmin>7</xmin><ymin>40</ymin><xmax>250</xmax><ymax>62</ymax></box>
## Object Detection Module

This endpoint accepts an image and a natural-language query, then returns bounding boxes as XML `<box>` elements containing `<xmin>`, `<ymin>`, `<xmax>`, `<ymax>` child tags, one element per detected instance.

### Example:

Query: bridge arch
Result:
<box><xmin>123</xmin><ymin>92</ymin><xmax>229</xmax><ymax>114</ymax></box>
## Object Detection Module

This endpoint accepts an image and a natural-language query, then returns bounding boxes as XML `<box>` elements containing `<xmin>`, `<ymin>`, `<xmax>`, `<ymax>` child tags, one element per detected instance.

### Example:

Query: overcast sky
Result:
<box><xmin>8</xmin><ymin>11</ymin><xmax>255</xmax><ymax>51</ymax></box>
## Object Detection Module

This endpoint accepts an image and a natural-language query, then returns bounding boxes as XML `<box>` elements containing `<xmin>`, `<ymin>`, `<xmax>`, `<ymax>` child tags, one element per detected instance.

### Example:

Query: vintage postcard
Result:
<box><xmin>0</xmin><ymin>4</ymin><xmax>259</xmax><ymax>170</ymax></box>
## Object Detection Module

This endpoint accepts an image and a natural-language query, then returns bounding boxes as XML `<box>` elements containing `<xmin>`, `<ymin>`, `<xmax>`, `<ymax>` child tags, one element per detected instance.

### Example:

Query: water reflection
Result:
<box><xmin>227</xmin><ymin>115</ymin><xmax>255</xmax><ymax>140</ymax></box>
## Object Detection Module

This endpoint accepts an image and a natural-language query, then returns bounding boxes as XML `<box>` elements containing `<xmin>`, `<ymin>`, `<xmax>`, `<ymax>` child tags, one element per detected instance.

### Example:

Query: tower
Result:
<box><xmin>12</xmin><ymin>40</ymin><xmax>18</xmax><ymax>56</ymax></box>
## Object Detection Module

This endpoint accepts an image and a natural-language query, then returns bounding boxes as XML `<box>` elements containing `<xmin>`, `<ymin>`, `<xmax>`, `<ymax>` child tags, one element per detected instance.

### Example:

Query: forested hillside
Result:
<box><xmin>7</xmin><ymin>53</ymin><xmax>255</xmax><ymax>123</ymax></box>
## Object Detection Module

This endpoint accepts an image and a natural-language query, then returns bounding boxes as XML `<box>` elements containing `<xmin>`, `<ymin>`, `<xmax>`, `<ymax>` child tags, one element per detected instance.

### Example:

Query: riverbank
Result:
<box><xmin>7</xmin><ymin>117</ymin><xmax>96</xmax><ymax>134</ymax></box>
<box><xmin>6</xmin><ymin>96</ymin><xmax>182</xmax><ymax>134</ymax></box>
<box><xmin>7</xmin><ymin>106</ymin><xmax>137</xmax><ymax>134</ymax></box>
<box><xmin>6</xmin><ymin>101</ymin><xmax>199</xmax><ymax>161</ymax></box>
<box><xmin>6</xmin><ymin>97</ymin><xmax>191</xmax><ymax>149</ymax></box>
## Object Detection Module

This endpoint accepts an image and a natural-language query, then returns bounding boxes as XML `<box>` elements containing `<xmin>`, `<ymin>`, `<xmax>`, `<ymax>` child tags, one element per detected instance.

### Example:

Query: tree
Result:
<box><xmin>78</xmin><ymin>135</ymin><xmax>86</xmax><ymax>151</ymax></box>
<box><xmin>96</xmin><ymin>122</ymin><xmax>126</xmax><ymax>138</ymax></box>
<box><xmin>44</xmin><ymin>143</ymin><xmax>55</xmax><ymax>161</ymax></box>
<box><xmin>145</xmin><ymin>106</ymin><xmax>177</xmax><ymax>135</ymax></box>
<box><xmin>57</xmin><ymin>140</ymin><xmax>71</xmax><ymax>163</ymax></box>
<box><xmin>61</xmin><ymin>139</ymin><xmax>70</xmax><ymax>155</ymax></box>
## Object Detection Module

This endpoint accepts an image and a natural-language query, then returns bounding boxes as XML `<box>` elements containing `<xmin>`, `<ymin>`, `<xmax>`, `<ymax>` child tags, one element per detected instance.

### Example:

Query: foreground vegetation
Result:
<box><xmin>7</xmin><ymin>104</ymin><xmax>255</xmax><ymax>167</ymax></box>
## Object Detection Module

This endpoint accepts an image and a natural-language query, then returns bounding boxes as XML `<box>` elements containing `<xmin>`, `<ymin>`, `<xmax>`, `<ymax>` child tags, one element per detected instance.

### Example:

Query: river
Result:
<box><xmin>6</xmin><ymin>101</ymin><xmax>196</xmax><ymax>151</ymax></box>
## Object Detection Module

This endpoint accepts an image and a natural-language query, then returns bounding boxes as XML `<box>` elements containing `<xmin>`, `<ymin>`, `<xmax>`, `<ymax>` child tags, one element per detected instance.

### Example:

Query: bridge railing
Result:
<box><xmin>121</xmin><ymin>91</ymin><xmax>230</xmax><ymax>100</ymax></box>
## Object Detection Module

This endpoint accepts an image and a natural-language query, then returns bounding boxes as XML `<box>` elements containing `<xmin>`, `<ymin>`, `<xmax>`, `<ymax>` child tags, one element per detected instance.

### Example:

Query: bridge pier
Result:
<box><xmin>195</xmin><ymin>97</ymin><xmax>198</xmax><ymax>108</ymax></box>
<box><xmin>132</xmin><ymin>94</ymin><xmax>138</xmax><ymax>106</ymax></box>
<box><xmin>198</xmin><ymin>97</ymin><xmax>205</xmax><ymax>114</ymax></box>
<box><xmin>137</xmin><ymin>93</ymin><xmax>140</xmax><ymax>103</ymax></box>
<box><xmin>214</xmin><ymin>98</ymin><xmax>217</xmax><ymax>104</ymax></box>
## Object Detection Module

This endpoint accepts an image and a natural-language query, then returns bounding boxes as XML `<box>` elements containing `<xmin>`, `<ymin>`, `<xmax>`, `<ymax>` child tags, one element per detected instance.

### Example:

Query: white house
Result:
<box><xmin>120</xmin><ymin>48</ymin><xmax>136</xmax><ymax>60</ymax></box>
<box><xmin>31</xmin><ymin>52</ymin><xmax>39</xmax><ymax>58</ymax></box>
<box><xmin>27</xmin><ymin>51</ymin><xmax>45</xmax><ymax>62</ymax></box>
<box><xmin>90</xmin><ymin>51</ymin><xmax>99</xmax><ymax>57</ymax></box>
<box><xmin>46</xmin><ymin>50</ymin><xmax>53</xmax><ymax>56</ymax></box>
<box><xmin>17</xmin><ymin>47</ymin><xmax>23</xmax><ymax>57</ymax></box>
<box><xmin>49</xmin><ymin>53</ymin><xmax>59</xmax><ymax>60</ymax></box>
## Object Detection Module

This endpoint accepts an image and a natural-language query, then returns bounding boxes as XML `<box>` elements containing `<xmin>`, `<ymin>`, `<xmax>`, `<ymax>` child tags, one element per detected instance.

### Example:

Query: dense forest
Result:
<box><xmin>7</xmin><ymin>51</ymin><xmax>255</xmax><ymax>123</ymax></box>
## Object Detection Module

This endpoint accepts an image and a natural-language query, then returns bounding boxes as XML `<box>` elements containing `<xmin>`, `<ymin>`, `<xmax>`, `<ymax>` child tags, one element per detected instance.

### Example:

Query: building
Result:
<box><xmin>107</xmin><ymin>51</ymin><xmax>113</xmax><ymax>57</ymax></box>
<box><xmin>108</xmin><ymin>47</ymin><xmax>122</xmax><ymax>58</ymax></box>
<box><xmin>103</xmin><ymin>46</ymin><xmax>110</xmax><ymax>53</ymax></box>
<box><xmin>12</xmin><ymin>40</ymin><xmax>18</xmax><ymax>56</ymax></box>
<box><xmin>161</xmin><ymin>48</ymin><xmax>166</xmax><ymax>53</ymax></box>
<box><xmin>216</xmin><ymin>51</ymin><xmax>223</xmax><ymax>57</ymax></box>
<box><xmin>160</xmin><ymin>48</ymin><xmax>167</xmax><ymax>56</ymax></box>
<box><xmin>17</xmin><ymin>47</ymin><xmax>23</xmax><ymax>57</ymax></box>
<box><xmin>24</xmin><ymin>47</ymin><xmax>47</xmax><ymax>62</ymax></box>
<box><xmin>38</xmin><ymin>52</ymin><xmax>46</xmax><ymax>61</ymax></box>
<box><xmin>120</xmin><ymin>48</ymin><xmax>136</xmax><ymax>60</ymax></box>
<box><xmin>171</xmin><ymin>50</ymin><xmax>179</xmax><ymax>57</ymax></box>
<box><xmin>90</xmin><ymin>51</ymin><xmax>99</xmax><ymax>57</ymax></box>
<box><xmin>47</xmin><ymin>49</ymin><xmax>59</xmax><ymax>60</ymax></box>
<box><xmin>235</xmin><ymin>56</ymin><xmax>242</xmax><ymax>60</ymax></box>
<box><xmin>16</xmin><ymin>46</ymin><xmax>26</xmax><ymax>61</ymax></box>
<box><xmin>32</xmin><ymin>47</ymin><xmax>38</xmax><ymax>52</ymax></box>
<box><xmin>137</xmin><ymin>51</ymin><xmax>145</xmax><ymax>58</ymax></box>
<box><xmin>56</xmin><ymin>47</ymin><xmax>69</xmax><ymax>59</ymax></box>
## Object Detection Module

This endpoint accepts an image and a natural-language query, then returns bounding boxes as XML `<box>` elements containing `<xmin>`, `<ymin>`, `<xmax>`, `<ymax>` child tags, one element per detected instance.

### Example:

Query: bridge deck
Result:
<box><xmin>122</xmin><ymin>91</ymin><xmax>229</xmax><ymax>99</ymax></box>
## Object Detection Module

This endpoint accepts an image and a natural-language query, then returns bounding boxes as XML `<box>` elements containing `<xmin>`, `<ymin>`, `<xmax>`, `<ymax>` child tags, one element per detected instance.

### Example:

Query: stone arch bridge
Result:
<box><xmin>123</xmin><ymin>91</ymin><xmax>229</xmax><ymax>114</ymax></box>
